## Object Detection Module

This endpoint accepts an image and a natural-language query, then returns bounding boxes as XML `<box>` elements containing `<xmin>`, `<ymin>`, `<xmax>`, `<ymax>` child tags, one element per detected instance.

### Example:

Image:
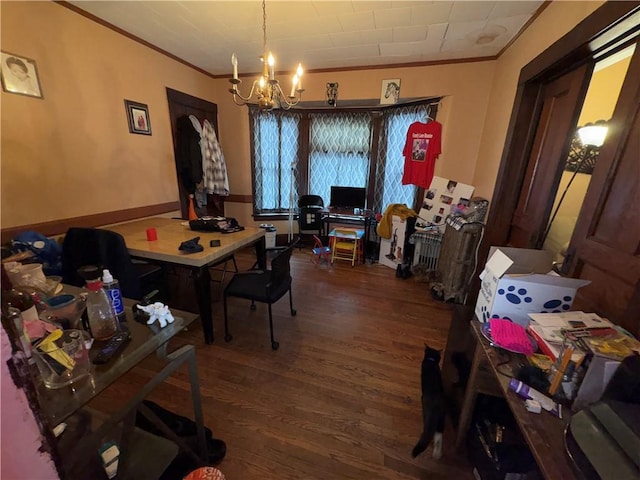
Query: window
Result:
<box><xmin>250</xmin><ymin>100</ymin><xmax>438</xmax><ymax>217</ymax></box>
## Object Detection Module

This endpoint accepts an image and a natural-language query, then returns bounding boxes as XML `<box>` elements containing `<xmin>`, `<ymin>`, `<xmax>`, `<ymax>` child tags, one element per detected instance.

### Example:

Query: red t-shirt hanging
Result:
<box><xmin>401</xmin><ymin>121</ymin><xmax>442</xmax><ymax>188</ymax></box>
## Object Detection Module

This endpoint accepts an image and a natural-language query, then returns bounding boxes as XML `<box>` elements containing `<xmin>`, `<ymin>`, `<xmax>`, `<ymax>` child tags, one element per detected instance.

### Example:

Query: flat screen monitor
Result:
<box><xmin>330</xmin><ymin>186</ymin><xmax>366</xmax><ymax>209</ymax></box>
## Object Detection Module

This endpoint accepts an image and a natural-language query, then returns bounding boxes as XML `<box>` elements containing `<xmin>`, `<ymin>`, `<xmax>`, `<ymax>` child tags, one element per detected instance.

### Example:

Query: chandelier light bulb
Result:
<box><xmin>296</xmin><ymin>64</ymin><xmax>303</xmax><ymax>90</ymax></box>
<box><xmin>290</xmin><ymin>74</ymin><xmax>298</xmax><ymax>97</ymax></box>
<box><xmin>268</xmin><ymin>52</ymin><xmax>275</xmax><ymax>79</ymax></box>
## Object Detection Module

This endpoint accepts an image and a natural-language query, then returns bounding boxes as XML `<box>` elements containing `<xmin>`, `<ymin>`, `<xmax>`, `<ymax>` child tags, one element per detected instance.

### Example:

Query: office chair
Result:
<box><xmin>330</xmin><ymin>228</ymin><xmax>360</xmax><ymax>267</ymax></box>
<box><xmin>297</xmin><ymin>195</ymin><xmax>324</xmax><ymax>245</ymax></box>
<box><xmin>61</xmin><ymin>227</ymin><xmax>164</xmax><ymax>300</ymax></box>
<box><xmin>223</xmin><ymin>239</ymin><xmax>298</xmax><ymax>350</ymax></box>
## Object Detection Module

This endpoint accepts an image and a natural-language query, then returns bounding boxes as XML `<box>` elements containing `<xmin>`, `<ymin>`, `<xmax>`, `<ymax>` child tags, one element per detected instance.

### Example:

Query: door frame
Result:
<box><xmin>479</xmin><ymin>2</ymin><xmax>640</xmax><ymax>275</ymax></box>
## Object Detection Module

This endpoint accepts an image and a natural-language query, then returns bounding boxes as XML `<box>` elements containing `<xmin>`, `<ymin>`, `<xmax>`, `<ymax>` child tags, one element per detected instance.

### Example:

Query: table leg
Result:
<box><xmin>455</xmin><ymin>339</ymin><xmax>485</xmax><ymax>449</ymax></box>
<box><xmin>192</xmin><ymin>266</ymin><xmax>213</xmax><ymax>344</ymax></box>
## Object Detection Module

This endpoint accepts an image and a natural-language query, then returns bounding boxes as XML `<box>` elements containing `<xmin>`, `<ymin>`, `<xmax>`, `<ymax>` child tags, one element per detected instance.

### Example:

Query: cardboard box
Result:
<box><xmin>475</xmin><ymin>247</ymin><xmax>590</xmax><ymax>327</ymax></box>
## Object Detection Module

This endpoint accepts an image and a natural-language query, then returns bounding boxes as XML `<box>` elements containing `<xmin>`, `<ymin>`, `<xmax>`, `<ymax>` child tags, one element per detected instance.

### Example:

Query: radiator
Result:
<box><xmin>411</xmin><ymin>230</ymin><xmax>443</xmax><ymax>270</ymax></box>
<box><xmin>434</xmin><ymin>222</ymin><xmax>484</xmax><ymax>303</ymax></box>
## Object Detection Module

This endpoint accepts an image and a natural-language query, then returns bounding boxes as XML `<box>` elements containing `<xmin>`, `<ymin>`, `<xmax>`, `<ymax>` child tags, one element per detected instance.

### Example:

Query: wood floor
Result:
<box><xmin>90</xmin><ymin>246</ymin><xmax>475</xmax><ymax>480</ymax></box>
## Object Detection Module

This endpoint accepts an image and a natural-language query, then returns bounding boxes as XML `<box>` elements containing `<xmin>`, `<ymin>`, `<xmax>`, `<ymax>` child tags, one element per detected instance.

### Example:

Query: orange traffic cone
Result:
<box><xmin>188</xmin><ymin>194</ymin><xmax>198</xmax><ymax>220</ymax></box>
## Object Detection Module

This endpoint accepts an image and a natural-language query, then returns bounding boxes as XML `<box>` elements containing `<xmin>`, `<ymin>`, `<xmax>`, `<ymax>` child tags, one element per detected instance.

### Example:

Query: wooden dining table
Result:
<box><xmin>105</xmin><ymin>216</ymin><xmax>266</xmax><ymax>344</ymax></box>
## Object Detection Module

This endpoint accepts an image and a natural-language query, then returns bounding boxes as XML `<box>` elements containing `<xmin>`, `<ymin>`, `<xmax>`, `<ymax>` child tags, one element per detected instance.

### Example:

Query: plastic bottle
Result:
<box><xmin>85</xmin><ymin>278</ymin><xmax>118</xmax><ymax>341</ymax></box>
<box><xmin>102</xmin><ymin>269</ymin><xmax>127</xmax><ymax>326</ymax></box>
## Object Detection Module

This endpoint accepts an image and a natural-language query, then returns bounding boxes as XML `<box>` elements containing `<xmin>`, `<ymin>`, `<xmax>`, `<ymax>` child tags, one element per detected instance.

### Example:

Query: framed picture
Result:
<box><xmin>1</xmin><ymin>51</ymin><xmax>43</xmax><ymax>98</ymax></box>
<box><xmin>380</xmin><ymin>78</ymin><xmax>400</xmax><ymax>105</ymax></box>
<box><xmin>124</xmin><ymin>99</ymin><xmax>152</xmax><ymax>135</ymax></box>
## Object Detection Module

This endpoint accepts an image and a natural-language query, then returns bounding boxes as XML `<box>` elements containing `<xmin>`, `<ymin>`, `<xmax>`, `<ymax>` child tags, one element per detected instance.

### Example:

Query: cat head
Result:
<box><xmin>423</xmin><ymin>344</ymin><xmax>442</xmax><ymax>363</ymax></box>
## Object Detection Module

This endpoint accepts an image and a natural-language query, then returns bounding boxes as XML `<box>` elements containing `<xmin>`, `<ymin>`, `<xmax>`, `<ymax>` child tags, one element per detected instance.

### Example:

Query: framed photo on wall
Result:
<box><xmin>0</xmin><ymin>51</ymin><xmax>43</xmax><ymax>98</ymax></box>
<box><xmin>124</xmin><ymin>99</ymin><xmax>152</xmax><ymax>135</ymax></box>
<box><xmin>380</xmin><ymin>78</ymin><xmax>400</xmax><ymax>105</ymax></box>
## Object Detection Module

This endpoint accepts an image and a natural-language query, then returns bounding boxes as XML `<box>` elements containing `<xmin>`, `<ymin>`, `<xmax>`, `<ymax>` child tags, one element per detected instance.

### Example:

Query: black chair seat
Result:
<box><xmin>224</xmin><ymin>271</ymin><xmax>292</xmax><ymax>304</ymax></box>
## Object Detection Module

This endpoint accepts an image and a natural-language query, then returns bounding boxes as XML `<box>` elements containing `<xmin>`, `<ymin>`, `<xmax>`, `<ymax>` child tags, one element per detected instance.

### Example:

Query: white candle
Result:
<box><xmin>296</xmin><ymin>64</ymin><xmax>303</xmax><ymax>90</ymax></box>
<box><xmin>231</xmin><ymin>53</ymin><xmax>238</xmax><ymax>80</ymax></box>
<box><xmin>290</xmin><ymin>75</ymin><xmax>298</xmax><ymax>97</ymax></box>
<box><xmin>268</xmin><ymin>53</ymin><xmax>275</xmax><ymax>80</ymax></box>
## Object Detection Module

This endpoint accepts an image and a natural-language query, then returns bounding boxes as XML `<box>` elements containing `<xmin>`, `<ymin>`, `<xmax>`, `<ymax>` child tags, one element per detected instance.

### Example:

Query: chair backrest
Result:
<box><xmin>298</xmin><ymin>195</ymin><xmax>324</xmax><ymax>209</ymax></box>
<box><xmin>312</xmin><ymin>235</ymin><xmax>325</xmax><ymax>249</ymax></box>
<box><xmin>269</xmin><ymin>239</ymin><xmax>298</xmax><ymax>286</ymax></box>
<box><xmin>61</xmin><ymin>227</ymin><xmax>141</xmax><ymax>299</ymax></box>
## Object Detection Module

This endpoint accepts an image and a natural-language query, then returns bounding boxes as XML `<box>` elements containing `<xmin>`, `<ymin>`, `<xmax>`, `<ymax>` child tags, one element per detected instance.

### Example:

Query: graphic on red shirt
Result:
<box><xmin>402</xmin><ymin>121</ymin><xmax>442</xmax><ymax>188</ymax></box>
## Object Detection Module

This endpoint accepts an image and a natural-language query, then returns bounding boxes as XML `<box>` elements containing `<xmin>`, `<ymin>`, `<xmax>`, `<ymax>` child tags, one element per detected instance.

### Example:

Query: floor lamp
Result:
<box><xmin>542</xmin><ymin>120</ymin><xmax>608</xmax><ymax>244</ymax></box>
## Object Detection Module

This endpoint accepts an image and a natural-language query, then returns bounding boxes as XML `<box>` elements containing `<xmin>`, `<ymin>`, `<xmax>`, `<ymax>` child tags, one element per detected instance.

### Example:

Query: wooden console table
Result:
<box><xmin>453</xmin><ymin>317</ymin><xmax>579</xmax><ymax>479</ymax></box>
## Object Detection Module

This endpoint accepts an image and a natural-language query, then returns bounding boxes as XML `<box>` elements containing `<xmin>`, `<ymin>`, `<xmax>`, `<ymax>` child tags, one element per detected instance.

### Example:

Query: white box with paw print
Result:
<box><xmin>475</xmin><ymin>247</ymin><xmax>590</xmax><ymax>327</ymax></box>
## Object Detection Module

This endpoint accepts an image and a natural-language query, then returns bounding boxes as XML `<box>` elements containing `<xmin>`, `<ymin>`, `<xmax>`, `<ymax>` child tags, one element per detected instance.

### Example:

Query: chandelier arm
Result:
<box><xmin>230</xmin><ymin>81</ymin><xmax>261</xmax><ymax>103</ymax></box>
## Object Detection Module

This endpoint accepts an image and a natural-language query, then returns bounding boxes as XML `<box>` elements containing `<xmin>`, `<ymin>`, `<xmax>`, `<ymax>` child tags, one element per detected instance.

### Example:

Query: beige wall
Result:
<box><xmin>472</xmin><ymin>0</ymin><xmax>604</xmax><ymax>201</ymax></box>
<box><xmin>1</xmin><ymin>1</ymin><xmax>604</xmax><ymax>234</ymax></box>
<box><xmin>0</xmin><ymin>2</ymin><xmax>217</xmax><ymax>229</ymax></box>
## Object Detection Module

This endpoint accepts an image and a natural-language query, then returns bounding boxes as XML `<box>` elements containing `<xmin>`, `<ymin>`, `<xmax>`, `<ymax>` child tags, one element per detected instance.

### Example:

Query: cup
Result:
<box><xmin>146</xmin><ymin>227</ymin><xmax>158</xmax><ymax>241</ymax></box>
<box><xmin>6</xmin><ymin>262</ymin><xmax>47</xmax><ymax>291</ymax></box>
<box><xmin>32</xmin><ymin>329</ymin><xmax>92</xmax><ymax>389</ymax></box>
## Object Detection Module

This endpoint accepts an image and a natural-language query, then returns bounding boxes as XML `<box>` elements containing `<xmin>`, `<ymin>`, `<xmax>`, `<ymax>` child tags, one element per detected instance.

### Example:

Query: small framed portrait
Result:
<box><xmin>124</xmin><ymin>99</ymin><xmax>152</xmax><ymax>135</ymax></box>
<box><xmin>380</xmin><ymin>78</ymin><xmax>400</xmax><ymax>105</ymax></box>
<box><xmin>1</xmin><ymin>51</ymin><xmax>43</xmax><ymax>98</ymax></box>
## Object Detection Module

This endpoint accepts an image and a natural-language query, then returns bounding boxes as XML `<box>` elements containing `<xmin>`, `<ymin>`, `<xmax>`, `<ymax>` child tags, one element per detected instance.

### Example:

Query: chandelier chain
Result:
<box><xmin>262</xmin><ymin>0</ymin><xmax>267</xmax><ymax>52</ymax></box>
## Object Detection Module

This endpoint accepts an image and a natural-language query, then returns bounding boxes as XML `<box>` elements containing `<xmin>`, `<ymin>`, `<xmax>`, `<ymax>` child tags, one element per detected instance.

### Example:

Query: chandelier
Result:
<box><xmin>228</xmin><ymin>0</ymin><xmax>304</xmax><ymax>110</ymax></box>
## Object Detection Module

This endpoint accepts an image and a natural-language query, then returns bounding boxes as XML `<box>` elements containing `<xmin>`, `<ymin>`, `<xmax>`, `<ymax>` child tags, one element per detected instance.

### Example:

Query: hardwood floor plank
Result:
<box><xmin>88</xmin><ymin>247</ymin><xmax>475</xmax><ymax>479</ymax></box>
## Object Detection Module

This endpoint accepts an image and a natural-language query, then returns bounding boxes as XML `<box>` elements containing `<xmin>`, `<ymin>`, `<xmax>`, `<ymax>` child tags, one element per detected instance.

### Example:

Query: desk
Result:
<box><xmin>322</xmin><ymin>213</ymin><xmax>378</xmax><ymax>261</ymax></box>
<box><xmin>33</xmin><ymin>288</ymin><xmax>206</xmax><ymax>479</ymax></box>
<box><xmin>105</xmin><ymin>217</ymin><xmax>266</xmax><ymax>344</ymax></box>
<box><xmin>455</xmin><ymin>319</ymin><xmax>578</xmax><ymax>480</ymax></box>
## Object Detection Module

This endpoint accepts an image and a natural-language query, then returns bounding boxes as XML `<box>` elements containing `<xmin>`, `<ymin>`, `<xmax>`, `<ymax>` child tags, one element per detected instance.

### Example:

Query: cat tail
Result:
<box><xmin>411</xmin><ymin>410</ymin><xmax>439</xmax><ymax>458</ymax></box>
<box><xmin>411</xmin><ymin>433</ymin><xmax>430</xmax><ymax>458</ymax></box>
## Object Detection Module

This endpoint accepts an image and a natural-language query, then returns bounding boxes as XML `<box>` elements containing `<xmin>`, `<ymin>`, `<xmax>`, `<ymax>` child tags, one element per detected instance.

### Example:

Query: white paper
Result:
<box><xmin>528</xmin><ymin>311</ymin><xmax>610</xmax><ymax>328</ymax></box>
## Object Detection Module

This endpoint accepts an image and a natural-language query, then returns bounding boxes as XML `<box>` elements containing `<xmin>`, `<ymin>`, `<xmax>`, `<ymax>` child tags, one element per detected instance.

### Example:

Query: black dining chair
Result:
<box><xmin>222</xmin><ymin>239</ymin><xmax>298</xmax><ymax>350</ymax></box>
<box><xmin>61</xmin><ymin>227</ymin><xmax>164</xmax><ymax>300</ymax></box>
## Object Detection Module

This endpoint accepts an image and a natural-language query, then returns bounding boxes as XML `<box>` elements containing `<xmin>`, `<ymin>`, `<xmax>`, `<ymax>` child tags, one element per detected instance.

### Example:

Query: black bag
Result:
<box><xmin>135</xmin><ymin>400</ymin><xmax>226</xmax><ymax>479</ymax></box>
<box><xmin>189</xmin><ymin>217</ymin><xmax>244</xmax><ymax>233</ymax></box>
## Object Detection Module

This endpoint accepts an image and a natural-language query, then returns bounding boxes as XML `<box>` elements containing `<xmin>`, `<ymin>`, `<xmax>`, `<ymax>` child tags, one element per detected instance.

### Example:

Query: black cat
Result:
<box><xmin>412</xmin><ymin>344</ymin><xmax>445</xmax><ymax>459</ymax></box>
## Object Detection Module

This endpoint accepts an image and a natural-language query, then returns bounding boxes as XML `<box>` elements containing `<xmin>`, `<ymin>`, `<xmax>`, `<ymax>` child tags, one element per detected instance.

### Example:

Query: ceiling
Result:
<box><xmin>68</xmin><ymin>1</ymin><xmax>545</xmax><ymax>77</ymax></box>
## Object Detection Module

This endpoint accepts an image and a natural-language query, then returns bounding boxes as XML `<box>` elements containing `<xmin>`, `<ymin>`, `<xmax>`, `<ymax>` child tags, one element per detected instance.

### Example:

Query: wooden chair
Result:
<box><xmin>330</xmin><ymin>229</ymin><xmax>359</xmax><ymax>267</ymax></box>
<box><xmin>310</xmin><ymin>235</ymin><xmax>331</xmax><ymax>264</ymax></box>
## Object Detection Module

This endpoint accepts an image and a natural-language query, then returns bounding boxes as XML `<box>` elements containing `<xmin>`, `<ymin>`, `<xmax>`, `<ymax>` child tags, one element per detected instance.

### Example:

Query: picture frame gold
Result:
<box><xmin>1</xmin><ymin>51</ymin><xmax>43</xmax><ymax>99</ymax></box>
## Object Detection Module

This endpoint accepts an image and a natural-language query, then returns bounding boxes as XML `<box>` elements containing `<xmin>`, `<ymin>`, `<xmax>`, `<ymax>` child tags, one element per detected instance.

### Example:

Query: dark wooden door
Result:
<box><xmin>508</xmin><ymin>65</ymin><xmax>590</xmax><ymax>248</ymax></box>
<box><xmin>565</xmin><ymin>45</ymin><xmax>640</xmax><ymax>337</ymax></box>
<box><xmin>166</xmin><ymin>88</ymin><xmax>223</xmax><ymax>219</ymax></box>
